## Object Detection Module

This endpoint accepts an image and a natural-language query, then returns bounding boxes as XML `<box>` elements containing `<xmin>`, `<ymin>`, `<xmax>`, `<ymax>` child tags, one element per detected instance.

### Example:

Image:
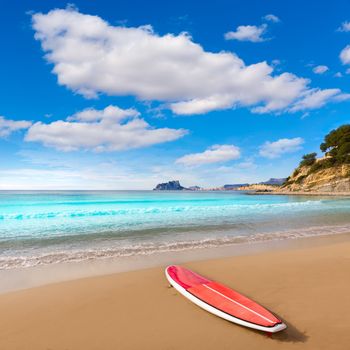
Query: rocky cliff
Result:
<box><xmin>281</xmin><ymin>163</ymin><xmax>350</xmax><ymax>192</ymax></box>
<box><xmin>274</xmin><ymin>124</ymin><xmax>350</xmax><ymax>193</ymax></box>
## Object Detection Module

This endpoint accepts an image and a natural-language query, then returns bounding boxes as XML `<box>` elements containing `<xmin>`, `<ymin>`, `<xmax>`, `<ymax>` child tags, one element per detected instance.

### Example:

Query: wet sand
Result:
<box><xmin>0</xmin><ymin>235</ymin><xmax>349</xmax><ymax>349</ymax></box>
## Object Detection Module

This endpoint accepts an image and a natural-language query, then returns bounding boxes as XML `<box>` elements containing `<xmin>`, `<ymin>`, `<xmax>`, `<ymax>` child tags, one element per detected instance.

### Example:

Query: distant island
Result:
<box><xmin>188</xmin><ymin>186</ymin><xmax>202</xmax><ymax>191</ymax></box>
<box><xmin>153</xmin><ymin>180</ymin><xmax>188</xmax><ymax>191</ymax></box>
<box><xmin>222</xmin><ymin>183</ymin><xmax>249</xmax><ymax>189</ymax></box>
<box><xmin>154</xmin><ymin>125</ymin><xmax>350</xmax><ymax>195</ymax></box>
<box><xmin>259</xmin><ymin>178</ymin><xmax>287</xmax><ymax>186</ymax></box>
<box><xmin>153</xmin><ymin>180</ymin><xmax>251</xmax><ymax>191</ymax></box>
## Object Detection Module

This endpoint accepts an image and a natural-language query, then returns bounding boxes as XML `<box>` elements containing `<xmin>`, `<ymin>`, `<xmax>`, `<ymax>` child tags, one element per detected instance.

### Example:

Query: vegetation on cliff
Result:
<box><xmin>299</xmin><ymin>153</ymin><xmax>317</xmax><ymax>167</ymax></box>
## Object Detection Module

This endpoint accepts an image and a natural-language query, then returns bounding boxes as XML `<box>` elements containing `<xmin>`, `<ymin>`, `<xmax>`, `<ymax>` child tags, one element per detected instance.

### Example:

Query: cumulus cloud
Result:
<box><xmin>176</xmin><ymin>144</ymin><xmax>240</xmax><ymax>166</ymax></box>
<box><xmin>25</xmin><ymin>105</ymin><xmax>187</xmax><ymax>151</ymax></box>
<box><xmin>224</xmin><ymin>24</ymin><xmax>268</xmax><ymax>42</ymax></box>
<box><xmin>0</xmin><ymin>116</ymin><xmax>32</xmax><ymax>137</ymax></box>
<box><xmin>170</xmin><ymin>94</ymin><xmax>235</xmax><ymax>115</ymax></box>
<box><xmin>263</xmin><ymin>14</ymin><xmax>280</xmax><ymax>23</ymax></box>
<box><xmin>312</xmin><ymin>65</ymin><xmax>329</xmax><ymax>74</ymax></box>
<box><xmin>259</xmin><ymin>137</ymin><xmax>304</xmax><ymax>159</ymax></box>
<box><xmin>66</xmin><ymin>105</ymin><xmax>135</xmax><ymax>122</ymax></box>
<box><xmin>339</xmin><ymin>21</ymin><xmax>350</xmax><ymax>67</ymax></box>
<box><xmin>32</xmin><ymin>8</ymin><xmax>348</xmax><ymax>116</ymax></box>
<box><xmin>289</xmin><ymin>88</ymin><xmax>349</xmax><ymax>112</ymax></box>
<box><xmin>254</xmin><ymin>88</ymin><xmax>349</xmax><ymax>114</ymax></box>
<box><xmin>338</xmin><ymin>21</ymin><xmax>350</xmax><ymax>32</ymax></box>
<box><xmin>340</xmin><ymin>45</ymin><xmax>350</xmax><ymax>64</ymax></box>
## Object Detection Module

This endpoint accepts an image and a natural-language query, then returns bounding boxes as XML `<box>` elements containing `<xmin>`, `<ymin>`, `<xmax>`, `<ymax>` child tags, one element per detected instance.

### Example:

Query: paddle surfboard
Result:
<box><xmin>165</xmin><ymin>265</ymin><xmax>286</xmax><ymax>333</ymax></box>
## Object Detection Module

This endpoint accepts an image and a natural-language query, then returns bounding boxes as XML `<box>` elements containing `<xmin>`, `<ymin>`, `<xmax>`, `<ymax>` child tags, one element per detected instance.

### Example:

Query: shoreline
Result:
<box><xmin>0</xmin><ymin>232</ymin><xmax>349</xmax><ymax>349</ymax></box>
<box><xmin>1</xmin><ymin>231</ymin><xmax>350</xmax><ymax>295</ymax></box>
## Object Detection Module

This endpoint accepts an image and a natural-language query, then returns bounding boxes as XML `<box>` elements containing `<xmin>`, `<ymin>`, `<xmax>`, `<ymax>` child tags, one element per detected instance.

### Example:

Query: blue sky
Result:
<box><xmin>1</xmin><ymin>0</ymin><xmax>350</xmax><ymax>189</ymax></box>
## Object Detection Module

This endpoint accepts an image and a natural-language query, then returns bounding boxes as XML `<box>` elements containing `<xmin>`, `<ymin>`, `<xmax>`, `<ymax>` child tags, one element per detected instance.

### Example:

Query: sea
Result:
<box><xmin>1</xmin><ymin>190</ymin><xmax>350</xmax><ymax>269</ymax></box>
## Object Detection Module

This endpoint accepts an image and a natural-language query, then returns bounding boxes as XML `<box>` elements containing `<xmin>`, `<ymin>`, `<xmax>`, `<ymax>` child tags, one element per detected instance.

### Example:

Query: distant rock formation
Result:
<box><xmin>259</xmin><ymin>178</ymin><xmax>287</xmax><ymax>186</ymax></box>
<box><xmin>188</xmin><ymin>186</ymin><xmax>202</xmax><ymax>191</ymax></box>
<box><xmin>235</xmin><ymin>184</ymin><xmax>276</xmax><ymax>192</ymax></box>
<box><xmin>153</xmin><ymin>180</ymin><xmax>187</xmax><ymax>191</ymax></box>
<box><xmin>223</xmin><ymin>183</ymin><xmax>249</xmax><ymax>189</ymax></box>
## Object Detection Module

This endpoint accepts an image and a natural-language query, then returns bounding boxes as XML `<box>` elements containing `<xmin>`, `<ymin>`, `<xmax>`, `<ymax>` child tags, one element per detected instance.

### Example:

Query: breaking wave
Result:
<box><xmin>1</xmin><ymin>224</ymin><xmax>349</xmax><ymax>269</ymax></box>
<box><xmin>0</xmin><ymin>200</ymin><xmax>325</xmax><ymax>221</ymax></box>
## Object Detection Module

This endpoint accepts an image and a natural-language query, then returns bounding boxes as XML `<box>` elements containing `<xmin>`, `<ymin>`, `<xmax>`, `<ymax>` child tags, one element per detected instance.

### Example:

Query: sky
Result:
<box><xmin>1</xmin><ymin>0</ymin><xmax>350</xmax><ymax>189</ymax></box>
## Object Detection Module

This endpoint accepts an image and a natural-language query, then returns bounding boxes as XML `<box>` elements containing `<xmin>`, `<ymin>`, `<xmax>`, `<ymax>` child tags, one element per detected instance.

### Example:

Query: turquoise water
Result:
<box><xmin>1</xmin><ymin>191</ymin><xmax>350</xmax><ymax>268</ymax></box>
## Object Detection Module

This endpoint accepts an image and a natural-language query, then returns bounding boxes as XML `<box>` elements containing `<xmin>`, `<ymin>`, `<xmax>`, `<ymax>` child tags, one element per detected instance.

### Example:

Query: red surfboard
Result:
<box><xmin>165</xmin><ymin>265</ymin><xmax>286</xmax><ymax>333</ymax></box>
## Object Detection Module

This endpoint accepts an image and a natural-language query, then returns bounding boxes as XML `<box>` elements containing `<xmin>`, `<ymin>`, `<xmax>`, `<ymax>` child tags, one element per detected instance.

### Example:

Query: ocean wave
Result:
<box><xmin>1</xmin><ymin>223</ymin><xmax>349</xmax><ymax>269</ymax></box>
<box><xmin>0</xmin><ymin>198</ymin><xmax>224</xmax><ymax>208</ymax></box>
<box><xmin>0</xmin><ymin>200</ymin><xmax>327</xmax><ymax>221</ymax></box>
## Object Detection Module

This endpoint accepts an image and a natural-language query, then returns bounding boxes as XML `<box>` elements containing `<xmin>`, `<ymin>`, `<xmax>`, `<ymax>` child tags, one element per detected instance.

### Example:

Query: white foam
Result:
<box><xmin>1</xmin><ymin>223</ymin><xmax>350</xmax><ymax>269</ymax></box>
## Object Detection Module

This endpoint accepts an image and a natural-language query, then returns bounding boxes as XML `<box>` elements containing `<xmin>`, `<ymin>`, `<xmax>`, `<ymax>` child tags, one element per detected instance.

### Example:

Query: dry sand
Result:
<box><xmin>1</xmin><ymin>236</ymin><xmax>350</xmax><ymax>350</ymax></box>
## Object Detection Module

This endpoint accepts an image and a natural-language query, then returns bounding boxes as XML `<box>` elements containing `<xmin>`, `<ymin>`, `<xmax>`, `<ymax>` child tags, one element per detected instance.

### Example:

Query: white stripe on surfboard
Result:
<box><xmin>203</xmin><ymin>284</ymin><xmax>276</xmax><ymax>324</ymax></box>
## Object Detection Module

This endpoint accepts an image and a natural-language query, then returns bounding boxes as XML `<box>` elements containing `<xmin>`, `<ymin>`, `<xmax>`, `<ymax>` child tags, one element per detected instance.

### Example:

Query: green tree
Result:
<box><xmin>299</xmin><ymin>152</ymin><xmax>317</xmax><ymax>167</ymax></box>
<box><xmin>320</xmin><ymin>124</ymin><xmax>350</xmax><ymax>163</ymax></box>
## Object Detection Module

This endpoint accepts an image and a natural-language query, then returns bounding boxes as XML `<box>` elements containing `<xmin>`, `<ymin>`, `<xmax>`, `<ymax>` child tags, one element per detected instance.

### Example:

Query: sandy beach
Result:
<box><xmin>0</xmin><ymin>235</ymin><xmax>349</xmax><ymax>350</ymax></box>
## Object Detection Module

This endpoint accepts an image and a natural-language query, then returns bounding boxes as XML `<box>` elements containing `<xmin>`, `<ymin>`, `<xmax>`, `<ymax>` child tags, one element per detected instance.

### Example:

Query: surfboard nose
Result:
<box><xmin>166</xmin><ymin>265</ymin><xmax>210</xmax><ymax>289</ymax></box>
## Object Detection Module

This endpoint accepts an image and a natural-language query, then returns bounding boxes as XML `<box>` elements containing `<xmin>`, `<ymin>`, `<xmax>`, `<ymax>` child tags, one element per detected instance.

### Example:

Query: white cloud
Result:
<box><xmin>236</xmin><ymin>160</ymin><xmax>257</xmax><ymax>169</ymax></box>
<box><xmin>289</xmin><ymin>88</ymin><xmax>347</xmax><ymax>112</ymax></box>
<box><xmin>340</xmin><ymin>45</ymin><xmax>350</xmax><ymax>64</ymax></box>
<box><xmin>334</xmin><ymin>72</ymin><xmax>343</xmax><ymax>78</ymax></box>
<box><xmin>32</xmin><ymin>8</ymin><xmax>348</xmax><ymax>116</ymax></box>
<box><xmin>312</xmin><ymin>65</ymin><xmax>329</xmax><ymax>74</ymax></box>
<box><xmin>259</xmin><ymin>137</ymin><xmax>304</xmax><ymax>159</ymax></box>
<box><xmin>0</xmin><ymin>116</ymin><xmax>32</xmax><ymax>137</ymax></box>
<box><xmin>170</xmin><ymin>94</ymin><xmax>235</xmax><ymax>115</ymax></box>
<box><xmin>224</xmin><ymin>24</ymin><xmax>267</xmax><ymax>42</ymax></box>
<box><xmin>25</xmin><ymin>105</ymin><xmax>187</xmax><ymax>151</ymax></box>
<box><xmin>263</xmin><ymin>14</ymin><xmax>280</xmax><ymax>23</ymax></box>
<box><xmin>66</xmin><ymin>105</ymin><xmax>136</xmax><ymax>122</ymax></box>
<box><xmin>176</xmin><ymin>144</ymin><xmax>241</xmax><ymax>166</ymax></box>
<box><xmin>338</xmin><ymin>21</ymin><xmax>350</xmax><ymax>32</ymax></box>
